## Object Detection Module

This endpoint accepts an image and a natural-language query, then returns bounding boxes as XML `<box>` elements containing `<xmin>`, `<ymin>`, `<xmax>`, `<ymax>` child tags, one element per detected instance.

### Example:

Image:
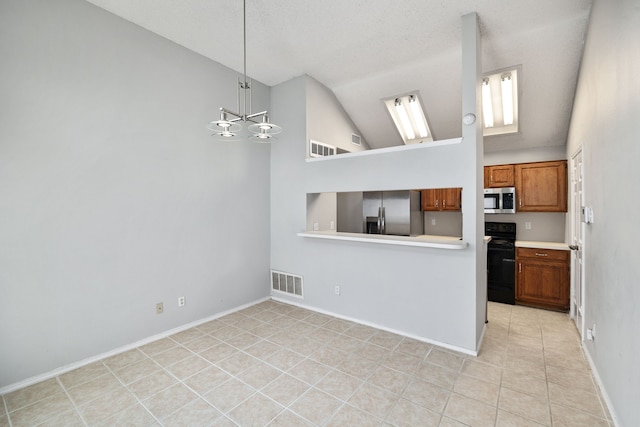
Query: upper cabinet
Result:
<box><xmin>421</xmin><ymin>188</ymin><xmax>462</xmax><ymax>211</ymax></box>
<box><xmin>515</xmin><ymin>161</ymin><xmax>568</xmax><ymax>212</ymax></box>
<box><xmin>485</xmin><ymin>165</ymin><xmax>515</xmax><ymax>188</ymax></box>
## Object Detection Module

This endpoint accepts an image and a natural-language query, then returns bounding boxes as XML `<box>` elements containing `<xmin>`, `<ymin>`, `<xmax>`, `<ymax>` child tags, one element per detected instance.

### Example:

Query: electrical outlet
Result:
<box><xmin>330</xmin><ymin>221</ymin><xmax>335</xmax><ymax>230</ymax></box>
<box><xmin>525</xmin><ymin>222</ymin><xmax>532</xmax><ymax>230</ymax></box>
<box><xmin>156</xmin><ymin>303</ymin><xmax>164</xmax><ymax>314</ymax></box>
<box><xmin>178</xmin><ymin>296</ymin><xmax>185</xmax><ymax>307</ymax></box>
<box><xmin>313</xmin><ymin>222</ymin><xmax>319</xmax><ymax>231</ymax></box>
<box><xmin>587</xmin><ymin>324</ymin><xmax>596</xmax><ymax>341</ymax></box>
<box><xmin>431</xmin><ymin>218</ymin><xmax>436</xmax><ymax>226</ymax></box>
<box><xmin>335</xmin><ymin>285</ymin><xmax>340</xmax><ymax>295</ymax></box>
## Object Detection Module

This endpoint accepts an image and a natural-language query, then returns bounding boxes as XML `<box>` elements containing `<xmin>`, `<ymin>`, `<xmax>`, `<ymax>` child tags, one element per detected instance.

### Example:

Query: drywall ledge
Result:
<box><xmin>297</xmin><ymin>231</ymin><xmax>468</xmax><ymax>249</ymax></box>
<box><xmin>305</xmin><ymin>137</ymin><xmax>463</xmax><ymax>162</ymax></box>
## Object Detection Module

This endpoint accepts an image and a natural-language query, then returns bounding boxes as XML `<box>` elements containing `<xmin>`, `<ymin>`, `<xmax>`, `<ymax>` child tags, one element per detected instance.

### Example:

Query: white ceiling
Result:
<box><xmin>85</xmin><ymin>0</ymin><xmax>592</xmax><ymax>152</ymax></box>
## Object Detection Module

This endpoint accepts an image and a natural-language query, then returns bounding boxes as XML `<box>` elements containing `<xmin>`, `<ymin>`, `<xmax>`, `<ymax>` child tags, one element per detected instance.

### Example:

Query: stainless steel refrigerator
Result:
<box><xmin>362</xmin><ymin>190</ymin><xmax>423</xmax><ymax>236</ymax></box>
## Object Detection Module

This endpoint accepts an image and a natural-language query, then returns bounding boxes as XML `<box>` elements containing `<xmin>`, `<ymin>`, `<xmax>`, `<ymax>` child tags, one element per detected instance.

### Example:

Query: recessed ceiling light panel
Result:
<box><xmin>384</xmin><ymin>92</ymin><xmax>434</xmax><ymax>145</ymax></box>
<box><xmin>482</xmin><ymin>66</ymin><xmax>520</xmax><ymax>136</ymax></box>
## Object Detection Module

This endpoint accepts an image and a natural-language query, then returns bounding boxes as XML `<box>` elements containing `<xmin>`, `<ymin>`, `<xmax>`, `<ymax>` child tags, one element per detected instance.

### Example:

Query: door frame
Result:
<box><xmin>569</xmin><ymin>147</ymin><xmax>586</xmax><ymax>339</ymax></box>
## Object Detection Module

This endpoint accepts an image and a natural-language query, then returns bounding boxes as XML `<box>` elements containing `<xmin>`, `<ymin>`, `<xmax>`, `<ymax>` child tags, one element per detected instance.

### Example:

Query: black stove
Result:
<box><xmin>485</xmin><ymin>222</ymin><xmax>516</xmax><ymax>304</ymax></box>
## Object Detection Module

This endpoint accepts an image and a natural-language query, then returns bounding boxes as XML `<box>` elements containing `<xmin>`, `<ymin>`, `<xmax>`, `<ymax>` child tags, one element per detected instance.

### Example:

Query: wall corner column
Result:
<box><xmin>461</xmin><ymin>12</ymin><xmax>486</xmax><ymax>349</ymax></box>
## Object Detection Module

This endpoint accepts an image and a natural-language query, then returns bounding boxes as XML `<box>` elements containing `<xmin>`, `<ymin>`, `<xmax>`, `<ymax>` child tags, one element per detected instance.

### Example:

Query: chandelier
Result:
<box><xmin>207</xmin><ymin>0</ymin><xmax>281</xmax><ymax>141</ymax></box>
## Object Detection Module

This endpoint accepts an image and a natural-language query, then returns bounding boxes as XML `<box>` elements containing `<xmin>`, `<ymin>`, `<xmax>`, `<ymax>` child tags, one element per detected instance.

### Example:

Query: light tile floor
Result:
<box><xmin>0</xmin><ymin>301</ymin><xmax>613</xmax><ymax>426</ymax></box>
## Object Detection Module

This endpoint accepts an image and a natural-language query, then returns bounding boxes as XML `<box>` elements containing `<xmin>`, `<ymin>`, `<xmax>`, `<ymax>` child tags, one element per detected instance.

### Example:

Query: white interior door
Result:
<box><xmin>570</xmin><ymin>148</ymin><xmax>585</xmax><ymax>339</ymax></box>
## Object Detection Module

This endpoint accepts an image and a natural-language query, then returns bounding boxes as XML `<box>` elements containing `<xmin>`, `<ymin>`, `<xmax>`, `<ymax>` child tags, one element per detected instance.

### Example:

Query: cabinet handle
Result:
<box><xmin>490</xmin><ymin>174</ymin><xmax>493</xmax><ymax>184</ymax></box>
<box><xmin>518</xmin><ymin>263</ymin><xmax>521</xmax><ymax>273</ymax></box>
<box><xmin>519</xmin><ymin>198</ymin><xmax>522</xmax><ymax>208</ymax></box>
<box><xmin>435</xmin><ymin>200</ymin><xmax>438</xmax><ymax>208</ymax></box>
<box><xmin>535</xmin><ymin>253</ymin><xmax>548</xmax><ymax>257</ymax></box>
<box><xmin>443</xmin><ymin>200</ymin><xmax>446</xmax><ymax>209</ymax></box>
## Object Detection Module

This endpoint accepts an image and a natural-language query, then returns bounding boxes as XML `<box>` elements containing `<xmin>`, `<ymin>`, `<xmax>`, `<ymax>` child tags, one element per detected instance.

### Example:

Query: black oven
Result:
<box><xmin>485</xmin><ymin>222</ymin><xmax>516</xmax><ymax>304</ymax></box>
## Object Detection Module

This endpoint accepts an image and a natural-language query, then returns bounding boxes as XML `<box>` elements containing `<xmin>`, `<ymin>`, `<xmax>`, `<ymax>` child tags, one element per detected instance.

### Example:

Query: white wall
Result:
<box><xmin>0</xmin><ymin>0</ymin><xmax>271</xmax><ymax>388</ymax></box>
<box><xmin>565</xmin><ymin>0</ymin><xmax>640</xmax><ymax>425</ymax></box>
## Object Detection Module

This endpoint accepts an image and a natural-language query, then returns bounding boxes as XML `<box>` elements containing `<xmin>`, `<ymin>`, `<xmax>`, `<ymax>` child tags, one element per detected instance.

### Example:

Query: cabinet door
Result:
<box><xmin>421</xmin><ymin>189</ymin><xmax>439</xmax><ymax>211</ymax></box>
<box><xmin>515</xmin><ymin>161</ymin><xmax>567</xmax><ymax>212</ymax></box>
<box><xmin>484</xmin><ymin>166</ymin><xmax>490</xmax><ymax>188</ymax></box>
<box><xmin>486</xmin><ymin>165</ymin><xmax>515</xmax><ymax>187</ymax></box>
<box><xmin>516</xmin><ymin>258</ymin><xmax>570</xmax><ymax>310</ymax></box>
<box><xmin>440</xmin><ymin>188</ymin><xmax>462</xmax><ymax>211</ymax></box>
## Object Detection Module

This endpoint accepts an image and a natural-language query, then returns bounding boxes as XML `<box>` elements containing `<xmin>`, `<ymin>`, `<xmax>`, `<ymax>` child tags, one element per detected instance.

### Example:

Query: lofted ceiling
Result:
<box><xmin>85</xmin><ymin>0</ymin><xmax>592</xmax><ymax>152</ymax></box>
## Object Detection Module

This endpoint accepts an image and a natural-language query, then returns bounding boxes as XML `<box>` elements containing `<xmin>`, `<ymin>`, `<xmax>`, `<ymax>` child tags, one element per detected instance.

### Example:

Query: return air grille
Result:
<box><xmin>309</xmin><ymin>140</ymin><xmax>336</xmax><ymax>157</ymax></box>
<box><xmin>271</xmin><ymin>270</ymin><xmax>303</xmax><ymax>298</ymax></box>
<box><xmin>351</xmin><ymin>133</ymin><xmax>361</xmax><ymax>146</ymax></box>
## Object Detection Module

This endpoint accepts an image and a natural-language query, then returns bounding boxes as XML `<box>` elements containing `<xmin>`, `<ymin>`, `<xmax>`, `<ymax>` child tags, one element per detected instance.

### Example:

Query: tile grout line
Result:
<box><xmin>100</xmin><ymin>356</ymin><xmax>166</xmax><ymax>426</ymax></box>
<box><xmin>2</xmin><ymin>395</ymin><xmax>13</xmax><ymax>427</ymax></box>
<box><xmin>54</xmin><ymin>376</ymin><xmax>89</xmax><ymax>427</ymax></box>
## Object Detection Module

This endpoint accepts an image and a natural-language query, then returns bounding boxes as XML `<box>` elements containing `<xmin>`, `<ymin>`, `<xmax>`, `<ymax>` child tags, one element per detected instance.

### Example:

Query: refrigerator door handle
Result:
<box><xmin>380</xmin><ymin>206</ymin><xmax>386</xmax><ymax>234</ymax></box>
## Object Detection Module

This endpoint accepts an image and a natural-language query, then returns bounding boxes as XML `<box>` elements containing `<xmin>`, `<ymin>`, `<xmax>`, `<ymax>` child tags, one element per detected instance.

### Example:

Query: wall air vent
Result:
<box><xmin>351</xmin><ymin>133</ymin><xmax>361</xmax><ymax>146</ymax></box>
<box><xmin>271</xmin><ymin>270</ymin><xmax>303</xmax><ymax>298</ymax></box>
<box><xmin>309</xmin><ymin>140</ymin><xmax>336</xmax><ymax>157</ymax></box>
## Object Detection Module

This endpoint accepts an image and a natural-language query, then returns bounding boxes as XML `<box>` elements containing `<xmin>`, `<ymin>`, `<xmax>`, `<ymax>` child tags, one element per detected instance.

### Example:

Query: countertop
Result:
<box><xmin>516</xmin><ymin>240</ymin><xmax>570</xmax><ymax>251</ymax></box>
<box><xmin>297</xmin><ymin>231</ymin><xmax>469</xmax><ymax>250</ymax></box>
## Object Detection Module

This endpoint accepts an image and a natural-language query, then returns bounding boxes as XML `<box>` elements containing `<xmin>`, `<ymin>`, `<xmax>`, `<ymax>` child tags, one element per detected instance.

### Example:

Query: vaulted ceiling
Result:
<box><xmin>85</xmin><ymin>0</ymin><xmax>592</xmax><ymax>152</ymax></box>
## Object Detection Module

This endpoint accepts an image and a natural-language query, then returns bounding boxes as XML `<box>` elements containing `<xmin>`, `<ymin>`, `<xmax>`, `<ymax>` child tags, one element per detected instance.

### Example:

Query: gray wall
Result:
<box><xmin>270</xmin><ymin>15</ymin><xmax>484</xmax><ymax>353</ymax></box>
<box><xmin>484</xmin><ymin>146</ymin><xmax>567</xmax><ymax>166</ymax></box>
<box><xmin>423</xmin><ymin>212</ymin><xmax>463</xmax><ymax>237</ymax></box>
<box><xmin>566</xmin><ymin>0</ymin><xmax>640</xmax><ymax>425</ymax></box>
<box><xmin>0</xmin><ymin>0</ymin><xmax>271</xmax><ymax>388</ymax></box>
<box><xmin>306</xmin><ymin>77</ymin><xmax>370</xmax><ymax>156</ymax></box>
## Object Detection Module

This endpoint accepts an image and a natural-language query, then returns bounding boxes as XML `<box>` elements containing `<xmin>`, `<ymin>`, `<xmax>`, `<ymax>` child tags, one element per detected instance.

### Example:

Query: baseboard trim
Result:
<box><xmin>270</xmin><ymin>295</ymin><xmax>478</xmax><ymax>356</ymax></box>
<box><xmin>581</xmin><ymin>343</ymin><xmax>619</xmax><ymax>427</ymax></box>
<box><xmin>0</xmin><ymin>296</ymin><xmax>270</xmax><ymax>395</ymax></box>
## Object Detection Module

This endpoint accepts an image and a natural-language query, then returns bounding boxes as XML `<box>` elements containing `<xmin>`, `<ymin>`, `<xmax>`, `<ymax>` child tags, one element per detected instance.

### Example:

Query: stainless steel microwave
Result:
<box><xmin>484</xmin><ymin>187</ymin><xmax>516</xmax><ymax>214</ymax></box>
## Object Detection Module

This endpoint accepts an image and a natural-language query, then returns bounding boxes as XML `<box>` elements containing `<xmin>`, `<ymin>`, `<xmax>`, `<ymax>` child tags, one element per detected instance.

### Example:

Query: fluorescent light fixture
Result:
<box><xmin>501</xmin><ymin>73</ymin><xmax>514</xmax><ymax>125</ymax></box>
<box><xmin>482</xmin><ymin>78</ymin><xmax>494</xmax><ymax>128</ymax></box>
<box><xmin>384</xmin><ymin>92</ymin><xmax>434</xmax><ymax>144</ymax></box>
<box><xmin>481</xmin><ymin>66</ymin><xmax>519</xmax><ymax>136</ymax></box>
<box><xmin>409</xmin><ymin>96</ymin><xmax>429</xmax><ymax>138</ymax></box>
<box><xmin>395</xmin><ymin>99</ymin><xmax>415</xmax><ymax>140</ymax></box>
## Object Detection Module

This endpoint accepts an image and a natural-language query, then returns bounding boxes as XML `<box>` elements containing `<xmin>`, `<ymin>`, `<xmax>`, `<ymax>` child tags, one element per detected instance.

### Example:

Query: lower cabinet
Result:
<box><xmin>516</xmin><ymin>247</ymin><xmax>570</xmax><ymax>311</ymax></box>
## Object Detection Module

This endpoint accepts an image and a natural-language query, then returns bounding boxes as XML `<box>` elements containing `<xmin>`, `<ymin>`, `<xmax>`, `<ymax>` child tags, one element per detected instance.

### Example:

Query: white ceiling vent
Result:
<box><xmin>271</xmin><ymin>270</ymin><xmax>303</xmax><ymax>298</ymax></box>
<box><xmin>351</xmin><ymin>133</ymin><xmax>361</xmax><ymax>146</ymax></box>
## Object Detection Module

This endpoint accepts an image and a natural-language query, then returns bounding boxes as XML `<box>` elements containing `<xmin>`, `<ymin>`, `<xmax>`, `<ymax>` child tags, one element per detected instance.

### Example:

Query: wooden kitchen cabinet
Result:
<box><xmin>485</xmin><ymin>164</ymin><xmax>515</xmax><ymax>188</ymax></box>
<box><xmin>421</xmin><ymin>188</ymin><xmax>462</xmax><ymax>211</ymax></box>
<box><xmin>516</xmin><ymin>247</ymin><xmax>570</xmax><ymax>311</ymax></box>
<box><xmin>515</xmin><ymin>160</ymin><xmax>567</xmax><ymax>212</ymax></box>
